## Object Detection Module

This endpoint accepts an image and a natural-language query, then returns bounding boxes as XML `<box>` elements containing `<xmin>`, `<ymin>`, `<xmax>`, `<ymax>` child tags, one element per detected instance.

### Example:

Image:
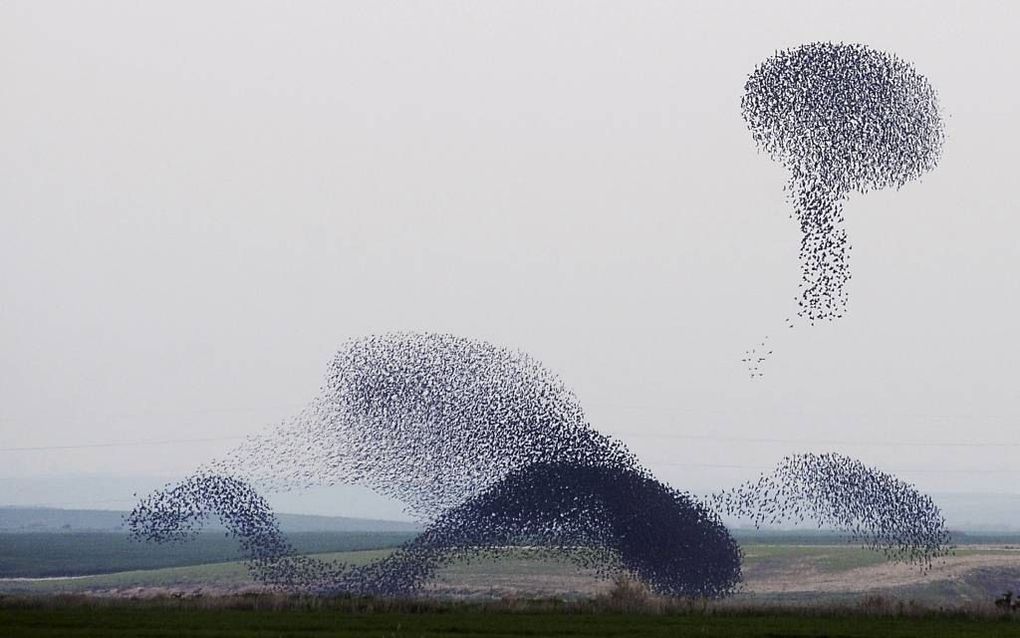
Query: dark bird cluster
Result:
<box><xmin>742</xmin><ymin>42</ymin><xmax>944</xmax><ymax>323</ymax></box>
<box><xmin>418</xmin><ymin>462</ymin><xmax>741</xmax><ymax>598</ymax></box>
<box><xmin>129</xmin><ymin>333</ymin><xmax>950</xmax><ymax>596</ymax></box>
<box><xmin>710</xmin><ymin>453</ymin><xmax>952</xmax><ymax>569</ymax></box>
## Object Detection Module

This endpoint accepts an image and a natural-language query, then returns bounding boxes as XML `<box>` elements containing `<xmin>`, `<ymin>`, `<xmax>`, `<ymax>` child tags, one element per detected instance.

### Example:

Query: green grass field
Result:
<box><xmin>0</xmin><ymin>532</ymin><xmax>416</xmax><ymax>578</ymax></box>
<box><xmin>740</xmin><ymin>543</ymin><xmax>890</xmax><ymax>571</ymax></box>
<box><xmin>0</xmin><ymin>549</ymin><xmax>395</xmax><ymax>594</ymax></box>
<box><xmin>1</xmin><ymin>596</ymin><xmax>1018</xmax><ymax>637</ymax></box>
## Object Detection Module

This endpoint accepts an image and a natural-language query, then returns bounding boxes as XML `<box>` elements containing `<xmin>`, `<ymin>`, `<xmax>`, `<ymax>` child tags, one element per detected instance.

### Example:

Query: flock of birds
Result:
<box><xmin>129</xmin><ymin>41</ymin><xmax>951</xmax><ymax>600</ymax></box>
<box><xmin>204</xmin><ymin>332</ymin><xmax>637</xmax><ymax>520</ymax></box>
<box><xmin>742</xmin><ymin>42</ymin><xmax>943</xmax><ymax>325</ymax></box>
<box><xmin>130</xmin><ymin>332</ymin><xmax>952</xmax><ymax>597</ymax></box>
<box><xmin>711</xmin><ymin>453</ymin><xmax>951</xmax><ymax>568</ymax></box>
<box><xmin>131</xmin><ymin>461</ymin><xmax>744</xmax><ymax>597</ymax></box>
<box><xmin>131</xmin><ymin>334</ymin><xmax>741</xmax><ymax>597</ymax></box>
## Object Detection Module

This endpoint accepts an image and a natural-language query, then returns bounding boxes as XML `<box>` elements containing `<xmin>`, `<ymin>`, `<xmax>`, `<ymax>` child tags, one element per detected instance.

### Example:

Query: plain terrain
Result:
<box><xmin>2</xmin><ymin>528</ymin><xmax>1019</xmax><ymax>636</ymax></box>
<box><xmin>2</xmin><ymin>530</ymin><xmax>1019</xmax><ymax>605</ymax></box>
<box><xmin>0</xmin><ymin>531</ymin><xmax>416</xmax><ymax>578</ymax></box>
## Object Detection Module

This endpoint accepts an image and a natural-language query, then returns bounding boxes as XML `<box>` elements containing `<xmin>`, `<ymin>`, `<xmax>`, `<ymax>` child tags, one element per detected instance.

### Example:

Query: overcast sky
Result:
<box><xmin>2</xmin><ymin>1</ymin><xmax>1018</xmax><ymax>519</ymax></box>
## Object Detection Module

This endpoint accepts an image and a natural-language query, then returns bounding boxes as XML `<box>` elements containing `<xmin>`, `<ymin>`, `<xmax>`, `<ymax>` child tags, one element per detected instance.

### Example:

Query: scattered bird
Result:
<box><xmin>741</xmin><ymin>337</ymin><xmax>773</xmax><ymax>378</ymax></box>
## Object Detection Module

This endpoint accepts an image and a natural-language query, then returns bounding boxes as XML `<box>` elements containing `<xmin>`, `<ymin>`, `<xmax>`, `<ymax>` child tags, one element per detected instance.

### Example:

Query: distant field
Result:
<box><xmin>5</xmin><ymin>528</ymin><xmax>1017</xmax><ymax>579</ymax></box>
<box><xmin>2</xmin><ymin>530</ymin><xmax>1019</xmax><ymax>607</ymax></box>
<box><xmin>0</xmin><ymin>532</ymin><xmax>415</xmax><ymax>578</ymax></box>
<box><xmin>731</xmin><ymin>529</ymin><xmax>1020</xmax><ymax>546</ymax></box>
<box><xmin>0</xmin><ymin>549</ymin><xmax>396</xmax><ymax>595</ymax></box>
<box><xmin>3</xmin><ymin>542</ymin><xmax>1019</xmax><ymax>607</ymax></box>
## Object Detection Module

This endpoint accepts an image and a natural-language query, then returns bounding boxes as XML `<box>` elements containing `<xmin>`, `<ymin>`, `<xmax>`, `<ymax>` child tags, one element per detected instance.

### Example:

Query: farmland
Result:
<box><xmin>2</xmin><ymin>530</ymin><xmax>1019</xmax><ymax>636</ymax></box>
<box><xmin>2</xmin><ymin>531</ymin><xmax>1019</xmax><ymax>604</ymax></box>
<box><xmin>0</xmin><ymin>532</ymin><xmax>415</xmax><ymax>578</ymax></box>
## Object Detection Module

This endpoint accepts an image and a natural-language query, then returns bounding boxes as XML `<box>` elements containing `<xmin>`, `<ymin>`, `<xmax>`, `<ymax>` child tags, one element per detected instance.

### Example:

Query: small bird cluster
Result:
<box><xmin>710</xmin><ymin>453</ymin><xmax>952</xmax><ymax>569</ymax></box>
<box><xmin>742</xmin><ymin>42</ymin><xmax>944</xmax><ymax>323</ymax></box>
<box><xmin>740</xmin><ymin>338</ymin><xmax>772</xmax><ymax>378</ymax></box>
<box><xmin>129</xmin><ymin>333</ymin><xmax>951</xmax><ymax>596</ymax></box>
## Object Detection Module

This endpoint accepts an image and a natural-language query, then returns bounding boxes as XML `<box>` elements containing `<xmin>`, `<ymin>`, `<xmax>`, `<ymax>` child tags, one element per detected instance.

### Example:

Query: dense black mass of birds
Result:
<box><xmin>711</xmin><ymin>453</ymin><xmax>952</xmax><ymax>568</ymax></box>
<box><xmin>742</xmin><ymin>42</ymin><xmax>943</xmax><ymax>323</ymax></box>
<box><xmin>129</xmin><ymin>333</ymin><xmax>950</xmax><ymax>596</ymax></box>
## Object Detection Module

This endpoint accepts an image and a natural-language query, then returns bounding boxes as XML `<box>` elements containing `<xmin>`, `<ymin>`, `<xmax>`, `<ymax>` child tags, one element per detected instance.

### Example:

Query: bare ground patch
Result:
<box><xmin>741</xmin><ymin>548</ymin><xmax>1020</xmax><ymax>596</ymax></box>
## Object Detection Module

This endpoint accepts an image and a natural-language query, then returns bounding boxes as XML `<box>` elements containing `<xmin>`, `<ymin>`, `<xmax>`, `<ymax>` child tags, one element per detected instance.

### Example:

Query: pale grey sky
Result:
<box><xmin>2</xmin><ymin>1</ymin><xmax>1019</xmax><ymax>519</ymax></box>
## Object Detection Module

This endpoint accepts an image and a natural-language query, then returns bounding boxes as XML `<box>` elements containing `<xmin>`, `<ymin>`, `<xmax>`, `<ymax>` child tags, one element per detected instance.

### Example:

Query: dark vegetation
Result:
<box><xmin>0</xmin><ymin>593</ymin><xmax>1017</xmax><ymax>638</ymax></box>
<box><xmin>994</xmin><ymin>591</ymin><xmax>1020</xmax><ymax>611</ymax></box>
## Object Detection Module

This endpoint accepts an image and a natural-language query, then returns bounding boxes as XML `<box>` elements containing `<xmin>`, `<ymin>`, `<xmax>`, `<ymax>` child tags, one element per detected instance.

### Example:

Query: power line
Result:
<box><xmin>3</xmin><ymin>429</ymin><xmax>1018</xmax><ymax>453</ymax></box>
<box><xmin>1</xmin><ymin>497</ymin><xmax>139</xmax><ymax>509</ymax></box>
<box><xmin>4</xmin><ymin>400</ymin><xmax>1018</xmax><ymax>429</ymax></box>
<box><xmin>0</xmin><ymin>403</ymin><xmax>304</xmax><ymax>427</ymax></box>
<box><xmin>586</xmin><ymin>401</ymin><xmax>1020</xmax><ymax>423</ymax></box>
<box><xmin>623</xmin><ymin>432</ymin><xmax>1020</xmax><ymax>448</ymax></box>
<box><xmin>0</xmin><ymin>436</ymin><xmax>244</xmax><ymax>453</ymax></box>
<box><xmin>650</xmin><ymin>461</ymin><xmax>1019</xmax><ymax>475</ymax></box>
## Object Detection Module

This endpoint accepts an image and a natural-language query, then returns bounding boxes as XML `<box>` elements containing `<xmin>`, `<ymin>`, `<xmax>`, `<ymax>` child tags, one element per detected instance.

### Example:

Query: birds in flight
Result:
<box><xmin>741</xmin><ymin>338</ymin><xmax>773</xmax><ymax>378</ymax></box>
<box><xmin>129</xmin><ymin>42</ymin><xmax>949</xmax><ymax>596</ymax></box>
<box><xmin>739</xmin><ymin>42</ymin><xmax>943</xmax><ymax>376</ymax></box>
<box><xmin>131</xmin><ymin>333</ymin><xmax>951</xmax><ymax>597</ymax></box>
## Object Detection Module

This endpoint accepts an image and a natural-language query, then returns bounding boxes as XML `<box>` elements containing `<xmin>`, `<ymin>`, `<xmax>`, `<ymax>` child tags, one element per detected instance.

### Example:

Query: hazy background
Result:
<box><xmin>2</xmin><ymin>1</ymin><xmax>1018</xmax><ymax>527</ymax></box>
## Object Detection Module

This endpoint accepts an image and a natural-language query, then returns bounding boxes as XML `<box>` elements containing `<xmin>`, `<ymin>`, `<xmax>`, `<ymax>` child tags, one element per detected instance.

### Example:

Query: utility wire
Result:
<box><xmin>2</xmin><ymin>430</ymin><xmax>1017</xmax><ymax>453</ymax></box>
<box><xmin>623</xmin><ymin>432</ymin><xmax>1020</xmax><ymax>448</ymax></box>
<box><xmin>0</xmin><ymin>436</ymin><xmax>244</xmax><ymax>452</ymax></box>
<box><xmin>650</xmin><ymin>461</ymin><xmax>1019</xmax><ymax>475</ymax></box>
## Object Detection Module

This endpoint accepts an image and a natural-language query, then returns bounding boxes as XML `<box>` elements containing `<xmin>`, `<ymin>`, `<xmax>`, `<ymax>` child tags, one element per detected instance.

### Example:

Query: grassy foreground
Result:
<box><xmin>1</xmin><ymin>595</ymin><xmax>1018</xmax><ymax>637</ymax></box>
